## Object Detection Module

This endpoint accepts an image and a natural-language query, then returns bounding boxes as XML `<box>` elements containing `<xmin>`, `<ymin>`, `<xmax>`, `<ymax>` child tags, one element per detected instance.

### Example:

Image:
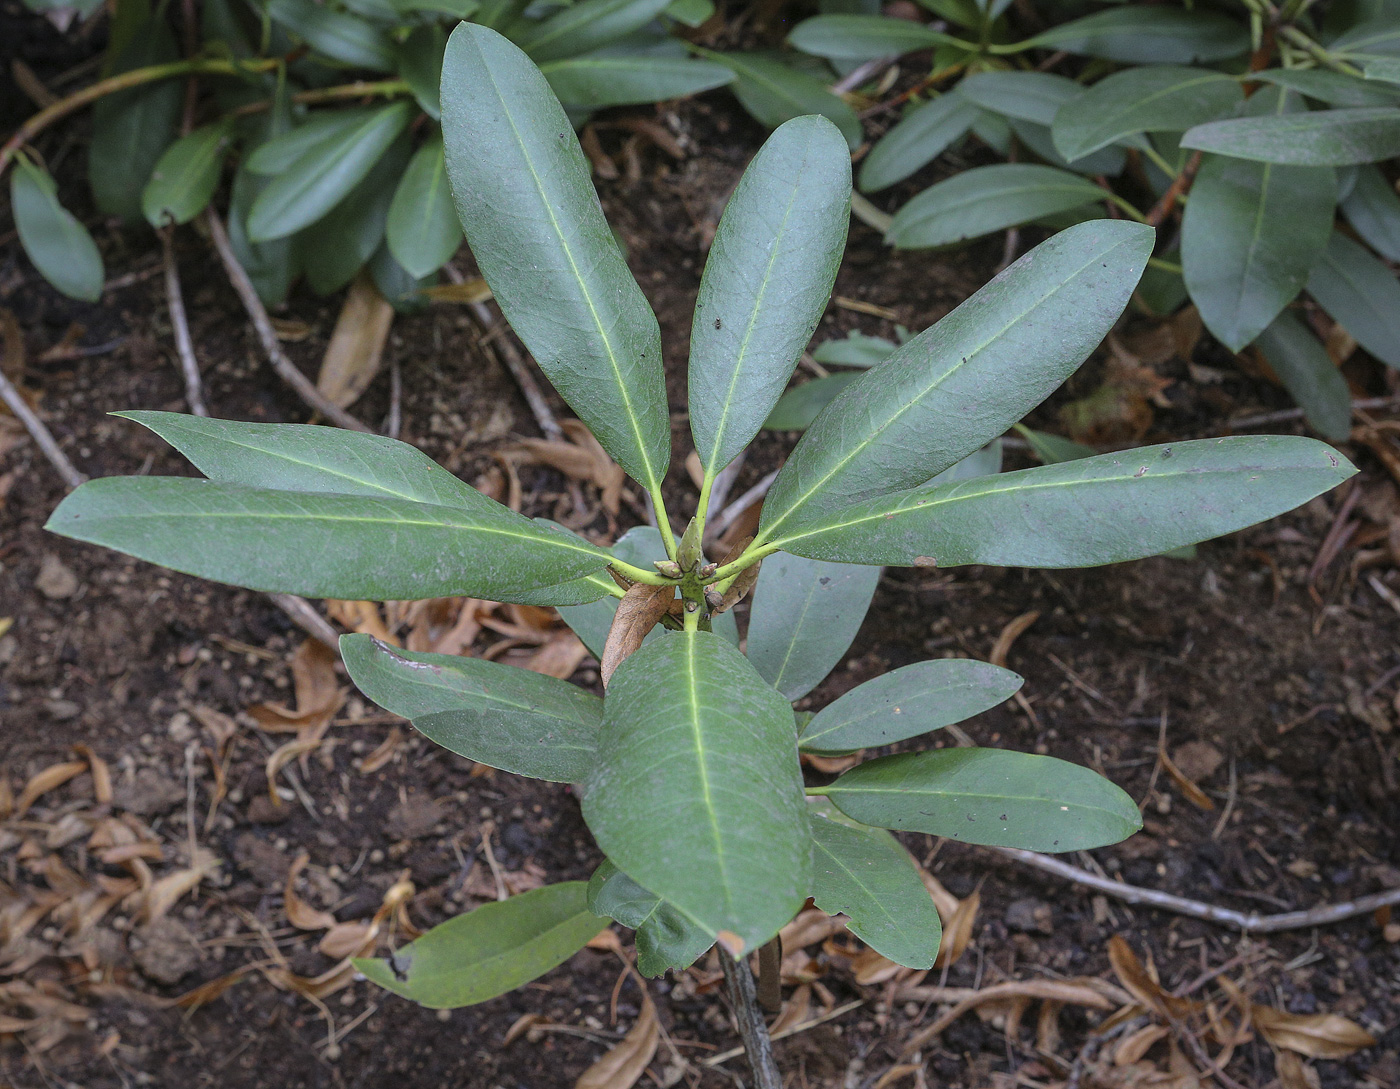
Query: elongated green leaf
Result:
<box><xmin>764</xmin><ymin>372</ymin><xmax>862</xmax><ymax>431</ymax></box>
<box><xmin>665</xmin><ymin>0</ymin><xmax>712</xmax><ymax>26</ymax></box>
<box><xmin>925</xmin><ymin>440</ymin><xmax>1002</xmax><ymax>486</ymax></box>
<box><xmin>1254</xmin><ymin>67</ymin><xmax>1400</xmax><ymax>107</ymax></box>
<box><xmin>756</xmin><ymin>221</ymin><xmax>1154</xmax><ymax>544</ymax></box>
<box><xmin>787</xmin><ymin>13</ymin><xmax>960</xmax><ymax>60</ymax></box>
<box><xmin>227</xmin><ymin>103</ymin><xmax>297</xmax><ymax>307</ymax></box>
<box><xmin>386</xmin><ymin>135</ymin><xmax>462</xmax><ymax>279</ymax></box>
<box><xmin>1016</xmin><ymin>425</ymin><xmax>1095</xmax><ymax>465</ymax></box>
<box><xmin>246</xmin><ymin>109</ymin><xmax>378</xmax><ymax>175</ymax></box>
<box><xmin>583</xmin><ymin>631</ymin><xmax>809</xmax><ymax>952</ymax></box>
<box><xmin>297</xmin><ymin>135</ymin><xmax>409</xmax><ymax>296</ymax></box>
<box><xmin>266</xmin><ymin>0</ymin><xmax>394</xmax><ymax>68</ymax></box>
<box><xmin>1328</xmin><ymin>16</ymin><xmax>1400</xmax><ymax>59</ymax></box>
<box><xmin>858</xmin><ymin>91</ymin><xmax>977</xmax><ymax>193</ymax></box>
<box><xmin>1025</xmin><ymin>7</ymin><xmax>1249</xmax><ymax>64</ymax></box>
<box><xmin>516</xmin><ymin>0</ymin><xmax>671</xmax><ymax>63</ymax></box>
<box><xmin>824</xmin><ymin>748</ymin><xmax>1142</xmax><ymax>852</ymax></box>
<box><xmin>1181</xmin><ymin>107</ymin><xmax>1400</xmax><ymax>165</ymax></box>
<box><xmin>747</xmin><ymin>552</ymin><xmax>880</xmax><ymax>701</ymax></box>
<box><xmin>800</xmin><ymin>659</ymin><xmax>1022</xmax><ymax>754</ymax></box>
<box><xmin>141</xmin><ymin>119</ymin><xmax>234</xmax><ymax>228</ymax></box>
<box><xmin>1306</xmin><ymin>230</ymin><xmax>1400</xmax><ymax>368</ymax></box>
<box><xmin>707</xmin><ymin>52</ymin><xmax>863</xmax><ymax>150</ymax></box>
<box><xmin>587</xmin><ymin>861</ymin><xmax>713</xmax><ymax>977</ymax></box>
<box><xmin>1007</xmin><ymin>120</ymin><xmax>1127</xmax><ymax>177</ymax></box>
<box><xmin>249</xmin><ymin>102</ymin><xmax>412</xmax><ymax>242</ymax></box>
<box><xmin>1254</xmin><ymin>311</ymin><xmax>1352</xmax><ymax>441</ymax></box>
<box><xmin>1367</xmin><ymin>57</ymin><xmax>1400</xmax><ymax>84</ymax></box>
<box><xmin>1342</xmin><ymin>164</ymin><xmax>1400</xmax><ymax>261</ymax></box>
<box><xmin>396</xmin><ymin>0</ymin><xmax>478</xmax><ymax>17</ymax></box>
<box><xmin>690</xmin><ymin>117</ymin><xmax>851</xmax><ymax>476</ymax></box>
<box><xmin>11</xmin><ymin>156</ymin><xmax>104</xmax><ymax>303</ymax></box>
<box><xmin>887</xmin><ymin>164</ymin><xmax>1105</xmax><ymax>250</ymax></box>
<box><xmin>809</xmin><ymin>802</ymin><xmax>941</xmax><ymax>968</ymax></box>
<box><xmin>441</xmin><ymin>25</ymin><xmax>670</xmax><ymax>495</ymax></box>
<box><xmin>812</xmin><ymin>331</ymin><xmax>898</xmax><ymax>368</ymax></box>
<box><xmin>769</xmin><ymin>436</ymin><xmax>1356</xmax><ymax>567</ymax></box>
<box><xmin>1052</xmin><ymin>67</ymin><xmax>1242</xmax><ymax>162</ymax></box>
<box><xmin>341</xmin><ymin>635</ymin><xmax>601</xmax><ymax>780</ymax></box>
<box><xmin>356</xmin><ymin>883</ymin><xmax>606</xmax><ymax>1008</ymax></box>
<box><xmin>398</xmin><ymin>24</ymin><xmax>447</xmax><ymax>119</ymax></box>
<box><xmin>958</xmin><ymin>71</ymin><xmax>1082</xmax><ymax>128</ymax></box>
<box><xmin>542</xmin><ymin>52</ymin><xmax>733</xmax><ymax>109</ymax></box>
<box><xmin>45</xmin><ymin>477</ymin><xmax>613</xmax><ymax>600</ymax></box>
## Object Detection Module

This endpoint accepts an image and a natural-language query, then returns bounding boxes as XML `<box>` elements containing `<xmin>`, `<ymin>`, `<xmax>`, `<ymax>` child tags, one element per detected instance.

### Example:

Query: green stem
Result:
<box><xmin>1140</xmin><ymin>144</ymin><xmax>1181</xmax><ymax>180</ymax></box>
<box><xmin>1278</xmin><ymin>26</ymin><xmax>1363</xmax><ymax>75</ymax></box>
<box><xmin>609</xmin><ymin>558</ymin><xmax>674</xmax><ymax>587</ymax></box>
<box><xmin>1147</xmin><ymin>256</ymin><xmax>1184</xmax><ymax>275</ymax></box>
<box><xmin>712</xmin><ymin>541</ymin><xmax>780</xmax><ymax>585</ymax></box>
<box><xmin>649</xmin><ymin>484</ymin><xmax>680</xmax><ymax>562</ymax></box>
<box><xmin>231</xmin><ymin>77</ymin><xmax>409</xmax><ymax>115</ymax></box>
<box><xmin>804</xmin><ymin>786</ymin><xmax>829</xmax><ymax>796</ymax></box>
<box><xmin>1102</xmin><ymin>190</ymin><xmax>1150</xmax><ymax>224</ymax></box>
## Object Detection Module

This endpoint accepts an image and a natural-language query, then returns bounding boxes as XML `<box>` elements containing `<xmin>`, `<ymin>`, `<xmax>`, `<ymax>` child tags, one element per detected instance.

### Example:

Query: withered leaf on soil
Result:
<box><xmin>934</xmin><ymin>887</ymin><xmax>980</xmax><ymax>970</ymax></box>
<box><xmin>1252</xmin><ymin>1005</ymin><xmax>1376</xmax><ymax>1059</ymax></box>
<box><xmin>317</xmin><ymin>271</ymin><xmax>393</xmax><ymax>409</ymax></box>
<box><xmin>13</xmin><ymin>761</ymin><xmax>88</xmax><ymax>817</ymax></box>
<box><xmin>574</xmin><ymin>979</ymin><xmax>658</xmax><ymax>1089</ymax></box>
<box><xmin>285</xmin><ymin>852</ymin><xmax>337</xmax><ymax>931</ymax></box>
<box><xmin>600</xmin><ymin>582</ymin><xmax>674</xmax><ymax>686</ymax></box>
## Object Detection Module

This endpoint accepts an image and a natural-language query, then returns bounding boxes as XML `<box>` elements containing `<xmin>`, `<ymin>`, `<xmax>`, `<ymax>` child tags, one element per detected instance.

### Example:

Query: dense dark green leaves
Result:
<box><xmin>747</xmin><ymin>552</ymin><xmax>881</xmax><ymax>701</ymax></box>
<box><xmin>298</xmin><ymin>137</ymin><xmax>409</xmax><ymax>296</ymax></box>
<box><xmin>398</xmin><ymin>25</ymin><xmax>448</xmax><ymax>119</ymax></box>
<box><xmin>584</xmin><ymin>631</ymin><xmax>809</xmax><ymax>952</ymax></box>
<box><xmin>515</xmin><ymin>0</ymin><xmax>672</xmax><ymax>64</ymax></box>
<box><xmin>387</xmin><ymin>135</ymin><xmax>462</xmax><ymax>279</ymax></box>
<box><xmin>1306</xmin><ymin>230</ymin><xmax>1400</xmax><ymax>368</ymax></box>
<box><xmin>858</xmin><ymin>91</ymin><xmax>977</xmax><ymax>193</ymax></box>
<box><xmin>227</xmin><ymin>106</ymin><xmax>297</xmax><ymax>307</ymax></box>
<box><xmin>1052</xmin><ymin>67</ymin><xmax>1242</xmax><ymax>162</ymax></box>
<box><xmin>441</xmin><ymin>25</ymin><xmax>671</xmax><ymax>495</ymax></box>
<box><xmin>1181</xmin><ymin>107</ymin><xmax>1400</xmax><ymax>165</ymax></box>
<box><xmin>787</xmin><ymin>14</ymin><xmax>960</xmax><ymax>60</ymax></box>
<box><xmin>1254</xmin><ymin>67</ymin><xmax>1400</xmax><ymax>108</ymax></box>
<box><xmin>689</xmin><ymin>117</ymin><xmax>851</xmax><ymax>477</ymax></box>
<box><xmin>799</xmin><ymin>659</ymin><xmax>1023</xmax><ymax>754</ymax></box>
<box><xmin>1342</xmin><ymin>165</ymin><xmax>1400</xmax><ymax>261</ymax></box>
<box><xmin>1024</xmin><ymin>7</ymin><xmax>1249</xmax><ymax>64</ymax></box>
<box><xmin>756</xmin><ymin>221</ymin><xmax>1154</xmax><ymax>545</ymax></box>
<box><xmin>356</xmin><ymin>883</ymin><xmax>606</xmax><ymax>1008</ymax></box>
<box><xmin>958</xmin><ymin>71</ymin><xmax>1081</xmax><ymax>129</ymax></box>
<box><xmin>266</xmin><ymin>0</ymin><xmax>394</xmax><ymax>68</ymax></box>
<box><xmin>886</xmin><ymin>164</ymin><xmax>1106</xmax><ymax>249</ymax></box>
<box><xmin>587</xmin><ymin>861</ymin><xmax>713</xmax><ymax>977</ymax></box>
<box><xmin>1255</xmin><ymin>312</ymin><xmax>1353</xmax><ymax>442</ymax></box>
<box><xmin>246</xmin><ymin>110</ymin><xmax>378</xmax><ymax>175</ymax></box>
<box><xmin>771</xmin><ymin>437</ymin><xmax>1357</xmax><ymax>568</ymax></box>
<box><xmin>541</xmin><ymin>53</ymin><xmax>733</xmax><ymax>109</ymax></box>
<box><xmin>824</xmin><ymin>749</ymin><xmax>1142</xmax><ymax>852</ymax></box>
<box><xmin>11</xmin><ymin>155</ymin><xmax>104</xmax><ymax>303</ymax></box>
<box><xmin>707</xmin><ymin>52</ymin><xmax>863</xmax><ymax>150</ymax></box>
<box><xmin>341</xmin><ymin>635</ymin><xmax>602</xmax><ymax>781</ymax></box>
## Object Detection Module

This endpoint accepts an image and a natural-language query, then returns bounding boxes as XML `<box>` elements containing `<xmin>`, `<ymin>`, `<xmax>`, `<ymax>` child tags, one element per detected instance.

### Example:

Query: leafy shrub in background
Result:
<box><xmin>46</xmin><ymin>25</ymin><xmax>1357</xmax><ymax>1083</ymax></box>
<box><xmin>790</xmin><ymin>0</ymin><xmax>1400</xmax><ymax>440</ymax></box>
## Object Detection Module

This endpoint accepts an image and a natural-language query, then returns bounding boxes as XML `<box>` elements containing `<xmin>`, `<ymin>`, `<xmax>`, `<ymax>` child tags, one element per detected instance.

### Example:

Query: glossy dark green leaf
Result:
<box><xmin>396</xmin><ymin>0</ymin><xmax>478</xmax><ymax>17</ymax></box>
<box><xmin>1015</xmin><ymin>425</ymin><xmax>1095</xmax><ymax>465</ymax></box>
<box><xmin>246</xmin><ymin>109</ymin><xmax>378</xmax><ymax>175</ymax></box>
<box><xmin>356</xmin><ymin>883</ymin><xmax>606</xmax><ymax>1008</ymax></box>
<box><xmin>249</xmin><ymin>102</ymin><xmax>413</xmax><ymax>242</ymax></box>
<box><xmin>769</xmin><ymin>436</ymin><xmax>1357</xmax><ymax>568</ymax></box>
<box><xmin>808</xmin><ymin>802</ymin><xmax>941</xmax><ymax>968</ymax></box>
<box><xmin>587</xmin><ymin>861</ymin><xmax>713</xmax><ymax>977</ymax></box>
<box><xmin>787</xmin><ymin>14</ymin><xmax>960</xmax><ymax>61</ymax></box>
<box><xmin>341</xmin><ymin>635</ymin><xmax>602</xmax><ymax>780</ymax></box>
<box><xmin>11</xmin><ymin>156</ymin><xmax>104</xmax><ymax>303</ymax></box>
<box><xmin>799</xmin><ymin>659</ymin><xmax>1022</xmax><ymax>754</ymax></box>
<box><xmin>1254</xmin><ymin>311</ymin><xmax>1353</xmax><ymax>442</ymax></box>
<box><xmin>1052</xmin><ymin>67</ymin><xmax>1242</xmax><ymax>162</ymax></box>
<box><xmin>1024</xmin><ymin>7</ymin><xmax>1249</xmax><ymax>64</ymax></box>
<box><xmin>1007</xmin><ymin>120</ymin><xmax>1127</xmax><ymax>177</ymax></box>
<box><xmin>708</xmin><ymin>52</ymin><xmax>863</xmax><ymax>150</ymax></box>
<box><xmin>266</xmin><ymin>0</ymin><xmax>394</xmax><ymax>68</ymax></box>
<box><xmin>542</xmin><ymin>52</ymin><xmax>733</xmax><ymax>108</ymax></box>
<box><xmin>398</xmin><ymin>24</ymin><xmax>447</xmax><ymax>119</ymax></box>
<box><xmin>1306</xmin><ymin>230</ymin><xmax>1400</xmax><ymax>368</ymax></box>
<box><xmin>1181</xmin><ymin>107</ymin><xmax>1400</xmax><ymax>165</ymax></box>
<box><xmin>141</xmin><ymin>120</ymin><xmax>235</xmax><ymax>228</ymax></box>
<box><xmin>583</xmin><ymin>631</ymin><xmax>810</xmax><ymax>953</ymax></box>
<box><xmin>858</xmin><ymin>91</ymin><xmax>978</xmax><ymax>193</ymax></box>
<box><xmin>665</xmin><ymin>0</ymin><xmax>712</xmax><ymax>24</ymax></box>
<box><xmin>755</xmin><ymin>221</ymin><xmax>1154</xmax><ymax>544</ymax></box>
<box><xmin>747</xmin><ymin>551</ymin><xmax>880</xmax><ymax>701</ymax></box>
<box><xmin>690</xmin><ymin>117</ymin><xmax>851</xmax><ymax>476</ymax></box>
<box><xmin>958</xmin><ymin>71</ymin><xmax>1081</xmax><ymax>128</ymax></box>
<box><xmin>1330</xmin><ymin>16</ymin><xmax>1400</xmax><ymax>60</ymax></box>
<box><xmin>441</xmin><ymin>25</ymin><xmax>670</xmax><ymax>495</ymax></box>
<box><xmin>386</xmin><ymin>135</ymin><xmax>462</xmax><ymax>279</ymax></box>
<box><xmin>812</xmin><ymin>331</ymin><xmax>898</xmax><ymax>368</ymax></box>
<box><xmin>226</xmin><ymin>101</ymin><xmax>297</xmax><ymax>307</ymax></box>
<box><xmin>763</xmin><ymin>372</ymin><xmax>862</xmax><ymax>431</ymax></box>
<box><xmin>1254</xmin><ymin>67</ymin><xmax>1400</xmax><ymax>107</ymax></box>
<box><xmin>369</xmin><ymin>243</ymin><xmax>433</xmax><ymax>313</ymax></box>
<box><xmin>824</xmin><ymin>748</ymin><xmax>1142</xmax><ymax>852</ymax></box>
<box><xmin>1342</xmin><ymin>164</ymin><xmax>1400</xmax><ymax>261</ymax></box>
<box><xmin>886</xmin><ymin>164</ymin><xmax>1105</xmax><ymax>250</ymax></box>
<box><xmin>517</xmin><ymin>0</ymin><xmax>672</xmax><ymax>62</ymax></box>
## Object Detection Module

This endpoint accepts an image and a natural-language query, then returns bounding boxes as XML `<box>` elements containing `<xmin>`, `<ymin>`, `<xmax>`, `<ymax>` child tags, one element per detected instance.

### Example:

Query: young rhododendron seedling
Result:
<box><xmin>47</xmin><ymin>22</ymin><xmax>1356</xmax><ymax>1082</ymax></box>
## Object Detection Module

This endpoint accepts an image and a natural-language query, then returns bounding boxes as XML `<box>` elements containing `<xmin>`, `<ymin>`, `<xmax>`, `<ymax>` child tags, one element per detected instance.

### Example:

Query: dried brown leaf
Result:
<box><xmin>318</xmin><ymin>922</ymin><xmax>373</xmax><ymax>959</ymax></box>
<box><xmin>139</xmin><ymin>848</ymin><xmax>219</xmax><ymax>922</ymax></box>
<box><xmin>780</xmin><ymin>909</ymin><xmax>848</xmax><ymax>955</ymax></box>
<box><xmin>574</xmin><ymin>984</ymin><xmax>658</xmax><ymax>1089</ymax></box>
<box><xmin>1273</xmin><ymin>1047</ymin><xmax>1322</xmax><ymax>1089</ymax></box>
<box><xmin>504</xmin><ymin>1012</ymin><xmax>551</xmax><ymax>1046</ymax></box>
<box><xmin>284</xmin><ymin>852</ymin><xmax>337</xmax><ymax>931</ymax></box>
<box><xmin>524</xmin><ymin>630</ymin><xmax>589</xmax><ymax>680</ymax></box>
<box><xmin>768</xmin><ymin>983</ymin><xmax>811</xmax><ymax>1035</ymax></box>
<box><xmin>13</xmin><ymin>761</ymin><xmax>87</xmax><ymax>817</ymax></box>
<box><xmin>72</xmin><ymin>744</ymin><xmax>112</xmax><ymax>804</ymax></box>
<box><xmin>601</xmin><ymin>583</ymin><xmax>674</xmax><ymax>685</ymax></box>
<box><xmin>1116</xmin><ymin>1023</ymin><xmax>1171</xmax><ymax>1065</ymax></box>
<box><xmin>934</xmin><ymin>888</ymin><xmax>979</xmax><ymax>969</ymax></box>
<box><xmin>1157</xmin><ymin>735</ymin><xmax>1215</xmax><ymax>811</ymax></box>
<box><xmin>917</xmin><ymin>867</ymin><xmax>961</xmax><ymax>921</ymax></box>
<box><xmin>990</xmin><ymin>610</ymin><xmax>1039</xmax><ymax>669</ymax></box>
<box><xmin>317</xmin><ymin>271</ymin><xmax>393</xmax><ymax>409</ymax></box>
<box><xmin>852</xmin><ymin>948</ymin><xmax>901</xmax><ymax>985</ymax></box>
<box><xmin>1252</xmin><ymin>1005</ymin><xmax>1376</xmax><ymax>1059</ymax></box>
<box><xmin>358</xmin><ymin>728</ymin><xmax>403</xmax><ymax>774</ymax></box>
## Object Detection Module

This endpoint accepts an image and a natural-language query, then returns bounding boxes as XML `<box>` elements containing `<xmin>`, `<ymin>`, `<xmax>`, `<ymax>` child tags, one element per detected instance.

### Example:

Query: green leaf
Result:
<box><xmin>356</xmin><ymin>883</ymin><xmax>606</xmax><ymax>1008</ymax></box>
<box><xmin>441</xmin><ymin>25</ymin><xmax>671</xmax><ymax>495</ymax></box>
<box><xmin>756</xmin><ymin>221</ymin><xmax>1154</xmax><ymax>544</ymax></box>
<box><xmin>298</xmin><ymin>135</ymin><xmax>409</xmax><ymax>296</ymax></box>
<box><xmin>340</xmin><ymin>635</ymin><xmax>602</xmax><ymax>781</ymax></box>
<box><xmin>583</xmin><ymin>631</ymin><xmax>810</xmax><ymax>953</ymax></box>
<box><xmin>769</xmin><ymin>436</ymin><xmax>1357</xmax><ymax>568</ymax></box>
<box><xmin>1181</xmin><ymin>107</ymin><xmax>1400</xmax><ymax>166</ymax></box>
<box><xmin>1366</xmin><ymin>57</ymin><xmax>1400</xmax><ymax>84</ymax></box>
<box><xmin>708</xmin><ymin>52</ymin><xmax>863</xmax><ymax>150</ymax></box>
<box><xmin>141</xmin><ymin>119</ymin><xmax>235</xmax><ymax>228</ymax></box>
<box><xmin>11</xmin><ymin>156</ymin><xmax>104</xmax><ymax>303</ymax></box>
<box><xmin>1133</xmin><ymin>260</ymin><xmax>1188</xmax><ymax>317</ymax></box>
<box><xmin>1016</xmin><ymin>425</ymin><xmax>1095</xmax><ymax>465</ymax></box>
<box><xmin>689</xmin><ymin>117</ymin><xmax>851</xmax><ymax>477</ymax></box>
<box><xmin>386</xmin><ymin>135</ymin><xmax>462</xmax><ymax>279</ymax></box>
<box><xmin>747</xmin><ymin>552</ymin><xmax>880</xmax><ymax>701</ymax></box>
<box><xmin>799</xmin><ymin>659</ymin><xmax>1022</xmax><ymax>754</ymax></box>
<box><xmin>542</xmin><ymin>52</ymin><xmax>733</xmax><ymax>109</ymax></box>
<box><xmin>1007</xmin><ymin>120</ymin><xmax>1127</xmax><ymax>177</ymax></box>
<box><xmin>1254</xmin><ymin>67</ymin><xmax>1400</xmax><ymax>108</ymax></box>
<box><xmin>249</xmin><ymin>102</ymin><xmax>413</xmax><ymax>243</ymax></box>
<box><xmin>45</xmin><ymin>477</ymin><xmax>613</xmax><ymax>601</ymax></box>
<box><xmin>958</xmin><ymin>71</ymin><xmax>1082</xmax><ymax>128</ymax></box>
<box><xmin>587</xmin><ymin>861</ymin><xmax>713</xmax><ymax>977</ymax></box>
<box><xmin>398</xmin><ymin>24</ymin><xmax>448</xmax><ymax>119</ymax></box>
<box><xmin>665</xmin><ymin>0</ymin><xmax>712</xmax><ymax>26</ymax></box>
<box><xmin>1254</xmin><ymin>311</ymin><xmax>1353</xmax><ymax>441</ymax></box>
<box><xmin>396</xmin><ymin>0</ymin><xmax>478</xmax><ymax>17</ymax></box>
<box><xmin>1024</xmin><ymin>7</ymin><xmax>1250</xmax><ymax>64</ymax></box>
<box><xmin>808</xmin><ymin>801</ymin><xmax>941</xmax><ymax>969</ymax></box>
<box><xmin>228</xmin><ymin>106</ymin><xmax>298</xmax><ymax>307</ymax></box>
<box><xmin>858</xmin><ymin>91</ymin><xmax>978</xmax><ymax>193</ymax></box>
<box><xmin>763</xmin><ymin>372</ymin><xmax>862</xmax><ymax>431</ymax></box>
<box><xmin>246</xmin><ymin>109</ymin><xmax>379</xmax><ymax>175</ymax></box>
<box><xmin>516</xmin><ymin>0</ymin><xmax>672</xmax><ymax>62</ymax></box>
<box><xmin>1052</xmin><ymin>67</ymin><xmax>1243</xmax><ymax>162</ymax></box>
<box><xmin>886</xmin><ymin>164</ymin><xmax>1106</xmax><ymax>250</ymax></box>
<box><xmin>1306</xmin><ymin>229</ymin><xmax>1400</xmax><ymax>369</ymax></box>
<box><xmin>266</xmin><ymin>0</ymin><xmax>395</xmax><ymax>68</ymax></box>
<box><xmin>812</xmin><ymin>330</ymin><xmax>899</xmax><ymax>368</ymax></box>
<box><xmin>1331</xmin><ymin>16</ymin><xmax>1400</xmax><ymax>59</ymax></box>
<box><xmin>88</xmin><ymin>19</ymin><xmax>182</xmax><ymax>221</ymax></box>
<box><xmin>824</xmin><ymin>748</ymin><xmax>1142</xmax><ymax>852</ymax></box>
<box><xmin>787</xmin><ymin>14</ymin><xmax>960</xmax><ymax>61</ymax></box>
<box><xmin>1342</xmin><ymin>164</ymin><xmax>1400</xmax><ymax>261</ymax></box>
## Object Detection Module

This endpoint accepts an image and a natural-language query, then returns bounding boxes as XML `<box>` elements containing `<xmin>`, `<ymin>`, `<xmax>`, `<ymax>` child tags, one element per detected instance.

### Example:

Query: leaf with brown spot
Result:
<box><xmin>317</xmin><ymin>271</ymin><xmax>393</xmax><ymax>409</ymax></box>
<box><xmin>574</xmin><ymin>982</ymin><xmax>658</xmax><ymax>1089</ymax></box>
<box><xmin>600</xmin><ymin>582</ymin><xmax>674</xmax><ymax>686</ymax></box>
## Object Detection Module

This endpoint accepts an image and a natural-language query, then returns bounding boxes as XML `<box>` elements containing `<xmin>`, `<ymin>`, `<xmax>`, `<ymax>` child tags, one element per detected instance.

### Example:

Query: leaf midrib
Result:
<box><xmin>813</xmin><ymin>828</ymin><xmax>906</xmax><ymax>933</ymax></box>
<box><xmin>682</xmin><ymin>634</ymin><xmax>736</xmax><ymax>919</ymax></box>
<box><xmin>829</xmin><ymin>783</ymin><xmax>1130</xmax><ymax>821</ymax></box>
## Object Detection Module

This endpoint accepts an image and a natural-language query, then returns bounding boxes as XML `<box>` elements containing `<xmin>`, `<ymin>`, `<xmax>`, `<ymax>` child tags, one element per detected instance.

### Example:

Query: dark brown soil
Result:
<box><xmin>3</xmin><ymin>16</ymin><xmax>1399</xmax><ymax>1088</ymax></box>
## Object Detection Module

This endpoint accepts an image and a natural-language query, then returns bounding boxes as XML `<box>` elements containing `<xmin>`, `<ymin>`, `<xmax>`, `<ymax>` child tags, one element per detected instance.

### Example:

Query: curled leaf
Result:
<box><xmin>600</xmin><ymin>582</ymin><xmax>674</xmax><ymax>686</ymax></box>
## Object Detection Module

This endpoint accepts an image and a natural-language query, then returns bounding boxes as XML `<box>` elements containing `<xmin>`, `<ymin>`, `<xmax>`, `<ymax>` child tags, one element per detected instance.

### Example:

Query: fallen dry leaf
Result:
<box><xmin>1251</xmin><ymin>1005</ymin><xmax>1376</xmax><ymax>1059</ymax></box>
<box><xmin>138</xmin><ymin>848</ymin><xmax>220</xmax><ymax>922</ymax></box>
<box><xmin>601</xmin><ymin>582</ymin><xmax>674</xmax><ymax>685</ymax></box>
<box><xmin>317</xmin><ymin>271</ymin><xmax>393</xmax><ymax>409</ymax></box>
<box><xmin>1157</xmin><ymin>735</ymin><xmax>1215</xmax><ymax>811</ymax></box>
<box><xmin>990</xmin><ymin>610</ymin><xmax>1039</xmax><ymax>669</ymax></box>
<box><xmin>574</xmin><ymin>981</ymin><xmax>658</xmax><ymax>1089</ymax></box>
<box><xmin>285</xmin><ymin>852</ymin><xmax>337</xmax><ymax>931</ymax></box>
<box><xmin>934</xmin><ymin>887</ymin><xmax>979</xmax><ymax>969</ymax></box>
<box><xmin>768</xmin><ymin>983</ymin><xmax>811</xmax><ymax>1035</ymax></box>
<box><xmin>13</xmin><ymin>761</ymin><xmax>88</xmax><ymax>817</ymax></box>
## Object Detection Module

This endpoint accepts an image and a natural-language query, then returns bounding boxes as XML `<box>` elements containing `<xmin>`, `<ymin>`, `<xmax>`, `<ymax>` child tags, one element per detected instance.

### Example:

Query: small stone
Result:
<box><xmin>36</xmin><ymin>555</ymin><xmax>79</xmax><ymax>600</ymax></box>
<box><xmin>1005</xmin><ymin>897</ymin><xmax>1054</xmax><ymax>935</ymax></box>
<box><xmin>129</xmin><ymin>917</ymin><xmax>200</xmax><ymax>986</ymax></box>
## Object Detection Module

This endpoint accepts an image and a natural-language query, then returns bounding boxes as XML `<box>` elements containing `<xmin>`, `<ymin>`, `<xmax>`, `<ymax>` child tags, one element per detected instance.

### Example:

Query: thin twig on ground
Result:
<box><xmin>266</xmin><ymin>594</ymin><xmax>341</xmax><ymax>652</ymax></box>
<box><xmin>0</xmin><ymin>360</ymin><xmax>86</xmax><ymax>489</ymax></box>
<box><xmin>161</xmin><ymin>228</ymin><xmax>209</xmax><ymax>417</ymax></box>
<box><xmin>470</xmin><ymin>301</ymin><xmax>563</xmax><ymax>441</ymax></box>
<box><xmin>1226</xmin><ymin>394</ymin><xmax>1400</xmax><ymax>431</ymax></box>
